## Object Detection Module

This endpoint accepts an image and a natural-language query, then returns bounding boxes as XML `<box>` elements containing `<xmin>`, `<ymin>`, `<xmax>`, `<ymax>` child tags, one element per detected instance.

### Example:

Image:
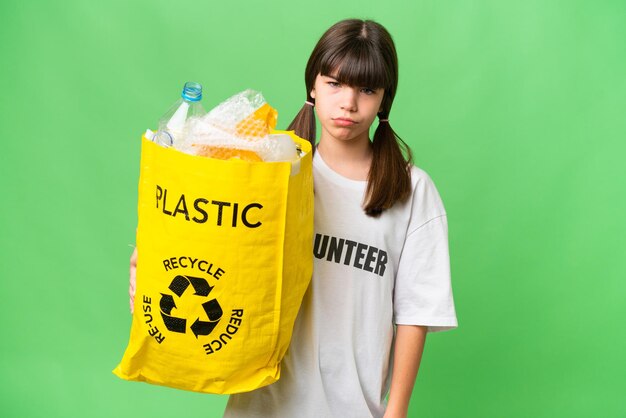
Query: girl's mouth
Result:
<box><xmin>334</xmin><ymin>118</ymin><xmax>357</xmax><ymax>126</ymax></box>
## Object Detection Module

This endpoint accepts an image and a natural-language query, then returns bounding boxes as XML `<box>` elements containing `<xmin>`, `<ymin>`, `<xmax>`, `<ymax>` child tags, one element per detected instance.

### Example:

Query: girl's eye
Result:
<box><xmin>328</xmin><ymin>81</ymin><xmax>340</xmax><ymax>88</ymax></box>
<box><xmin>361</xmin><ymin>88</ymin><xmax>375</xmax><ymax>95</ymax></box>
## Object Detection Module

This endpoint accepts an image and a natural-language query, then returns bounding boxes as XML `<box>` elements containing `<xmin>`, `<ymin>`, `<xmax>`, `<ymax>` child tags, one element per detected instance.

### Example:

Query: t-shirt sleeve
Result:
<box><xmin>393</xmin><ymin>174</ymin><xmax>458</xmax><ymax>332</ymax></box>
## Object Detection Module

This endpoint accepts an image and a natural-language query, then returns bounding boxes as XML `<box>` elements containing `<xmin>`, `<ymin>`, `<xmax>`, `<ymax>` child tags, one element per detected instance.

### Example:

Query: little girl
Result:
<box><xmin>222</xmin><ymin>18</ymin><xmax>458</xmax><ymax>418</ymax></box>
<box><xmin>129</xmin><ymin>17</ymin><xmax>457</xmax><ymax>418</ymax></box>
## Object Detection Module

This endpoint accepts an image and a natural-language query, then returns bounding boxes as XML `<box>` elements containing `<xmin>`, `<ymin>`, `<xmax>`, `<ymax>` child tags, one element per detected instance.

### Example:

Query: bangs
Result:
<box><xmin>319</xmin><ymin>40</ymin><xmax>391</xmax><ymax>90</ymax></box>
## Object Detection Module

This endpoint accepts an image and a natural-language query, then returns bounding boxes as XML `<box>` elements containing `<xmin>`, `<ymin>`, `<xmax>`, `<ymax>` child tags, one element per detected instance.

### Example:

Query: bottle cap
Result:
<box><xmin>182</xmin><ymin>82</ymin><xmax>202</xmax><ymax>102</ymax></box>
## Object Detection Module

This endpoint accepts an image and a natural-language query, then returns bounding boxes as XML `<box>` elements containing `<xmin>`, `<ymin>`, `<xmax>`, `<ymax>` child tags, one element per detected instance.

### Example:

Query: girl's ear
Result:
<box><xmin>310</xmin><ymin>88</ymin><xmax>316</xmax><ymax>99</ymax></box>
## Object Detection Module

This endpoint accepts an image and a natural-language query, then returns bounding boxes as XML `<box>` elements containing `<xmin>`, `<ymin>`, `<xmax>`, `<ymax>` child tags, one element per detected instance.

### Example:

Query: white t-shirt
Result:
<box><xmin>224</xmin><ymin>151</ymin><xmax>457</xmax><ymax>418</ymax></box>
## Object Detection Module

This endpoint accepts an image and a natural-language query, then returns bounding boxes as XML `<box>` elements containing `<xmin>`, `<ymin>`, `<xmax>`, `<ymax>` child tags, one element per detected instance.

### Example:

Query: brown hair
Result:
<box><xmin>287</xmin><ymin>19</ymin><xmax>413</xmax><ymax>217</ymax></box>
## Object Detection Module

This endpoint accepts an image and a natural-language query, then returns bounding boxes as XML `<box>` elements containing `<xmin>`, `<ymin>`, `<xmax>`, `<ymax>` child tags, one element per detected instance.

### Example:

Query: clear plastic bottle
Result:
<box><xmin>153</xmin><ymin>82</ymin><xmax>206</xmax><ymax>147</ymax></box>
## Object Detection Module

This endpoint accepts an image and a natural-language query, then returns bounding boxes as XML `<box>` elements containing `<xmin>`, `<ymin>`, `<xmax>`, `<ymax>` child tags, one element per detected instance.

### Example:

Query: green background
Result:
<box><xmin>1</xmin><ymin>0</ymin><xmax>624</xmax><ymax>417</ymax></box>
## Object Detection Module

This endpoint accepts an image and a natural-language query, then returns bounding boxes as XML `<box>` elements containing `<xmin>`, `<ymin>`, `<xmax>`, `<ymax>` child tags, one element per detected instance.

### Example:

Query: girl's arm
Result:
<box><xmin>384</xmin><ymin>325</ymin><xmax>428</xmax><ymax>418</ymax></box>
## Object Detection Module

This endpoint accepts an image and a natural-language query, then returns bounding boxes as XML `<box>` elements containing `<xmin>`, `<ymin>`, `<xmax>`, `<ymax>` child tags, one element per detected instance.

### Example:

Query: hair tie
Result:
<box><xmin>305</xmin><ymin>101</ymin><xmax>315</xmax><ymax>107</ymax></box>
<box><xmin>379</xmin><ymin>118</ymin><xmax>389</xmax><ymax>123</ymax></box>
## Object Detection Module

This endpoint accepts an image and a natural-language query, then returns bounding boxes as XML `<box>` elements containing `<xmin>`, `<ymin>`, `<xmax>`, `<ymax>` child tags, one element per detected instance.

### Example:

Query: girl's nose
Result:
<box><xmin>340</xmin><ymin>88</ymin><xmax>358</xmax><ymax>111</ymax></box>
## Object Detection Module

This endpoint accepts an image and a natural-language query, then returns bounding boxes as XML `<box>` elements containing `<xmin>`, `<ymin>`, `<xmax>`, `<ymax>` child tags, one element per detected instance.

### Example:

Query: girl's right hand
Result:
<box><xmin>129</xmin><ymin>247</ymin><xmax>137</xmax><ymax>314</ymax></box>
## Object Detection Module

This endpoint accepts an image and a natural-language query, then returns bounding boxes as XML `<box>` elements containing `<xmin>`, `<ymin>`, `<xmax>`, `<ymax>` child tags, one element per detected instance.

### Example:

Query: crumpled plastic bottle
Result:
<box><xmin>153</xmin><ymin>82</ymin><xmax>206</xmax><ymax>147</ymax></box>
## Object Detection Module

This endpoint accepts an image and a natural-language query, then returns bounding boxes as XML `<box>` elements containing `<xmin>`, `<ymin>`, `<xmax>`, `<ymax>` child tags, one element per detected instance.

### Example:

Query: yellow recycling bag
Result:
<box><xmin>114</xmin><ymin>130</ymin><xmax>313</xmax><ymax>394</ymax></box>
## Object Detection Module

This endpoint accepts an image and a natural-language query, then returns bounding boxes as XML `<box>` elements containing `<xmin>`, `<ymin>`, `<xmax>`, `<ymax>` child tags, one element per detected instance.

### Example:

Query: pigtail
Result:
<box><xmin>287</xmin><ymin>100</ymin><xmax>316</xmax><ymax>153</ymax></box>
<box><xmin>364</xmin><ymin>117</ymin><xmax>413</xmax><ymax>217</ymax></box>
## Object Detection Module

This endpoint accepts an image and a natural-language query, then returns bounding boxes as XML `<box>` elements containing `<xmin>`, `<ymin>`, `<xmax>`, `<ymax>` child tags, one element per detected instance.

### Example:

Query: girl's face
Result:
<box><xmin>310</xmin><ymin>73</ymin><xmax>384</xmax><ymax>146</ymax></box>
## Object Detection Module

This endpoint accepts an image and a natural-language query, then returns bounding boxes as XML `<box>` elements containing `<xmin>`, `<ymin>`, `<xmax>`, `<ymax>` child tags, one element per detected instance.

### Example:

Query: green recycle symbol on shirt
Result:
<box><xmin>159</xmin><ymin>275</ymin><xmax>223</xmax><ymax>338</ymax></box>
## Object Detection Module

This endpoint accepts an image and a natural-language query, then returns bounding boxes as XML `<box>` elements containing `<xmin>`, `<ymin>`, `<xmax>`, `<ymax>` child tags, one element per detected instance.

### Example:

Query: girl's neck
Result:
<box><xmin>316</xmin><ymin>136</ymin><xmax>373</xmax><ymax>181</ymax></box>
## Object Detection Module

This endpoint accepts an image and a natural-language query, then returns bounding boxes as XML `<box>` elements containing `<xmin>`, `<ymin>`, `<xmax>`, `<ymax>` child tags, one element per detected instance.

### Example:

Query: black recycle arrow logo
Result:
<box><xmin>160</xmin><ymin>275</ymin><xmax>223</xmax><ymax>338</ymax></box>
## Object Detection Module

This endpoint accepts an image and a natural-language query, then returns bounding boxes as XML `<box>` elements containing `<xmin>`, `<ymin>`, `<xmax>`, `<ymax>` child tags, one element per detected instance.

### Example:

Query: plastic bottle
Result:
<box><xmin>153</xmin><ymin>82</ymin><xmax>206</xmax><ymax>147</ymax></box>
